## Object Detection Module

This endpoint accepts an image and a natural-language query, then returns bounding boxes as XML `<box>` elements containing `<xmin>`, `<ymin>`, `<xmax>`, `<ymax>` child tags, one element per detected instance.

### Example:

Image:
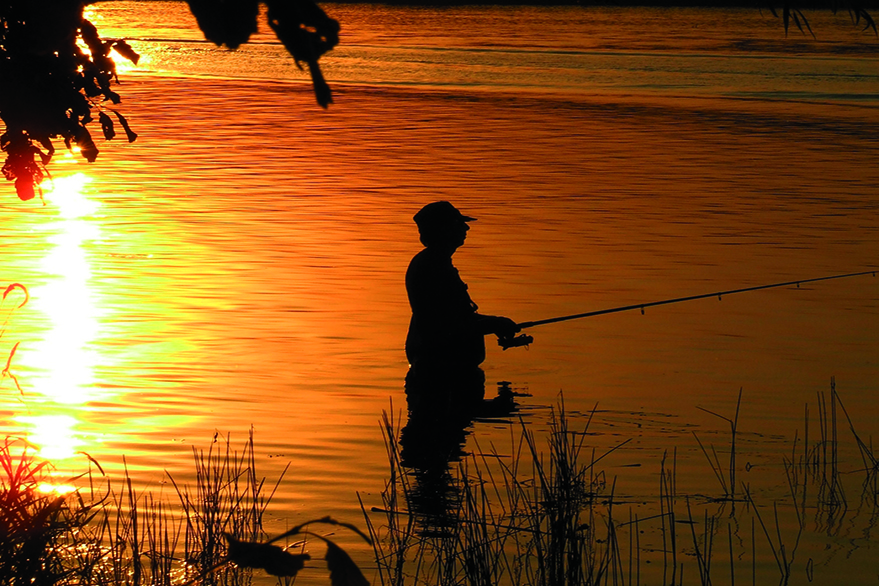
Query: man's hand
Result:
<box><xmin>490</xmin><ymin>316</ymin><xmax>520</xmax><ymax>339</ymax></box>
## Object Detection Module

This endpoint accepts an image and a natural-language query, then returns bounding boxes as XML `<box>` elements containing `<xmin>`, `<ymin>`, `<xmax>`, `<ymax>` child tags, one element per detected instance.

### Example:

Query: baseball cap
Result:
<box><xmin>413</xmin><ymin>201</ymin><xmax>476</xmax><ymax>231</ymax></box>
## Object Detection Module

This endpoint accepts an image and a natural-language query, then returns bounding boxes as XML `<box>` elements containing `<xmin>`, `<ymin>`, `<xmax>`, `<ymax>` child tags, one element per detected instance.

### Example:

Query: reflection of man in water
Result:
<box><xmin>405</xmin><ymin>201</ymin><xmax>519</xmax><ymax>370</ymax></box>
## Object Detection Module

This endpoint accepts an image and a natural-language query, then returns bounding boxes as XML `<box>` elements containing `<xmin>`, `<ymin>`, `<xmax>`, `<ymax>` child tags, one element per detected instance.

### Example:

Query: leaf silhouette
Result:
<box><xmin>36</xmin><ymin>136</ymin><xmax>54</xmax><ymax>158</ymax></box>
<box><xmin>187</xmin><ymin>0</ymin><xmax>259</xmax><ymax>50</ymax></box>
<box><xmin>792</xmin><ymin>10</ymin><xmax>815</xmax><ymax>38</ymax></box>
<box><xmin>266</xmin><ymin>0</ymin><xmax>339</xmax><ymax>108</ymax></box>
<box><xmin>112</xmin><ymin>40</ymin><xmax>141</xmax><ymax>65</ymax></box>
<box><xmin>325</xmin><ymin>539</ymin><xmax>369</xmax><ymax>586</ymax></box>
<box><xmin>75</xmin><ymin>127</ymin><xmax>99</xmax><ymax>162</ymax></box>
<box><xmin>111</xmin><ymin>110</ymin><xmax>138</xmax><ymax>143</ymax></box>
<box><xmin>856</xmin><ymin>8</ymin><xmax>878</xmax><ymax>34</ymax></box>
<box><xmin>80</xmin><ymin>19</ymin><xmax>107</xmax><ymax>58</ymax></box>
<box><xmin>224</xmin><ymin>533</ymin><xmax>310</xmax><ymax>577</ymax></box>
<box><xmin>99</xmin><ymin>112</ymin><xmax>116</xmax><ymax>140</ymax></box>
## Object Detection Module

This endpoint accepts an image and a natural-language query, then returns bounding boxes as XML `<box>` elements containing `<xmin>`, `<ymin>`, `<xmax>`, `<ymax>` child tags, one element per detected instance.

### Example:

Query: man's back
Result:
<box><xmin>405</xmin><ymin>247</ymin><xmax>486</xmax><ymax>369</ymax></box>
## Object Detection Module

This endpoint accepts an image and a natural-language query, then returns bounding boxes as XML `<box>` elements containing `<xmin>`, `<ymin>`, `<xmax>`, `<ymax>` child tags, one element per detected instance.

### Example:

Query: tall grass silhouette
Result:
<box><xmin>364</xmin><ymin>383</ymin><xmax>879</xmax><ymax>586</ymax></box>
<box><xmin>0</xmin><ymin>431</ymin><xmax>369</xmax><ymax>586</ymax></box>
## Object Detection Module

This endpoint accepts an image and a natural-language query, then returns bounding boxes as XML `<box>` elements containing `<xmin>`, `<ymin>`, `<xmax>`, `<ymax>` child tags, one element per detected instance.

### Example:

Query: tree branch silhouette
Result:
<box><xmin>0</xmin><ymin>0</ymin><xmax>339</xmax><ymax>201</ymax></box>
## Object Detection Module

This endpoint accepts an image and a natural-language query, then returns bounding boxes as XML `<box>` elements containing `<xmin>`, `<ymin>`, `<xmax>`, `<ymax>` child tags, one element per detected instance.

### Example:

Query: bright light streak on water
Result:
<box><xmin>14</xmin><ymin>173</ymin><xmax>105</xmax><ymax>461</ymax></box>
<box><xmin>15</xmin><ymin>414</ymin><xmax>80</xmax><ymax>461</ymax></box>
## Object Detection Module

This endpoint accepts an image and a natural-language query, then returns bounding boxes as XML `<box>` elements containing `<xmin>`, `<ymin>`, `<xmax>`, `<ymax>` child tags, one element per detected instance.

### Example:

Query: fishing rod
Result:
<box><xmin>499</xmin><ymin>269</ymin><xmax>877</xmax><ymax>349</ymax></box>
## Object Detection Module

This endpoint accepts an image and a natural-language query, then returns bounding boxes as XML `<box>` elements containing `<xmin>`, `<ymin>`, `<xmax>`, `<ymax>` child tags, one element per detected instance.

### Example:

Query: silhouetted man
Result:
<box><xmin>405</xmin><ymin>201</ymin><xmax>519</xmax><ymax>371</ymax></box>
<box><xmin>401</xmin><ymin>201</ymin><xmax>520</xmax><ymax>480</ymax></box>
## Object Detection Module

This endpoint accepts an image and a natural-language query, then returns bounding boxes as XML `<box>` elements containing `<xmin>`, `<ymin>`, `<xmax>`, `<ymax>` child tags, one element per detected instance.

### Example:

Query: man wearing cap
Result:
<box><xmin>405</xmin><ymin>201</ymin><xmax>520</xmax><ymax>371</ymax></box>
<box><xmin>401</xmin><ymin>201</ymin><xmax>520</xmax><ymax>470</ymax></box>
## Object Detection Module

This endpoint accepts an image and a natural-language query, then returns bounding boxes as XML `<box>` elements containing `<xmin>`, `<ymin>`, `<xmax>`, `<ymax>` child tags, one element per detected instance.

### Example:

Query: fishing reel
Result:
<box><xmin>498</xmin><ymin>333</ymin><xmax>534</xmax><ymax>350</ymax></box>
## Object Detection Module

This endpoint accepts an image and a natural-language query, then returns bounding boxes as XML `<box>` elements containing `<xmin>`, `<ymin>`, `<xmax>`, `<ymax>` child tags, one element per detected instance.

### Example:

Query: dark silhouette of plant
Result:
<box><xmin>0</xmin><ymin>1</ymin><xmax>140</xmax><ymax>201</ymax></box>
<box><xmin>0</xmin><ymin>438</ymin><xmax>95</xmax><ymax>585</ymax></box>
<box><xmin>767</xmin><ymin>0</ymin><xmax>877</xmax><ymax>37</ymax></box>
<box><xmin>0</xmin><ymin>429</ymin><xmax>371</xmax><ymax>586</ymax></box>
<box><xmin>0</xmin><ymin>0</ymin><xmax>338</xmax><ymax>202</ymax></box>
<box><xmin>214</xmin><ymin>518</ymin><xmax>371</xmax><ymax>586</ymax></box>
<box><xmin>1</xmin><ymin>282</ymin><xmax>27</xmax><ymax>394</ymax></box>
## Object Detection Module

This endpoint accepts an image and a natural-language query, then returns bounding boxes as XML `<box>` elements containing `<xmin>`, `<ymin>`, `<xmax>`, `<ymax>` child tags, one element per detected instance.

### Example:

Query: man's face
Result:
<box><xmin>450</xmin><ymin>219</ymin><xmax>470</xmax><ymax>249</ymax></box>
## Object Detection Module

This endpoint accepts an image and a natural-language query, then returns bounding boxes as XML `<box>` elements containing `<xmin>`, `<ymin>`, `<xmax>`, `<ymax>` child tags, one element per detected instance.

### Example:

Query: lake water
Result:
<box><xmin>1</xmin><ymin>2</ymin><xmax>879</xmax><ymax>584</ymax></box>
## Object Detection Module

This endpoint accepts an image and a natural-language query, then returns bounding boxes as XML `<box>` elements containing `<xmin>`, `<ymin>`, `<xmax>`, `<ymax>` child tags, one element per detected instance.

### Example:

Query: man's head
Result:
<box><xmin>414</xmin><ymin>201</ymin><xmax>475</xmax><ymax>249</ymax></box>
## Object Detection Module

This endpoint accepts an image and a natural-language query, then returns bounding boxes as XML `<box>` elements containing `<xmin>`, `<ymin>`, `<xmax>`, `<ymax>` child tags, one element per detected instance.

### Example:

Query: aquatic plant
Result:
<box><xmin>0</xmin><ymin>282</ymin><xmax>27</xmax><ymax>393</ymax></box>
<box><xmin>0</xmin><ymin>438</ymin><xmax>72</xmax><ymax>585</ymax></box>
<box><xmin>365</xmin><ymin>383</ymin><xmax>879</xmax><ymax>586</ymax></box>
<box><xmin>0</xmin><ymin>431</ymin><xmax>370</xmax><ymax>586</ymax></box>
<box><xmin>365</xmin><ymin>402</ymin><xmax>630</xmax><ymax>586</ymax></box>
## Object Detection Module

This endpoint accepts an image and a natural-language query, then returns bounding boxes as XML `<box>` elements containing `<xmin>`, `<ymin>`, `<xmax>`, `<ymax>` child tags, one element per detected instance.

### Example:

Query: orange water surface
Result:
<box><xmin>1</xmin><ymin>3</ymin><xmax>879</xmax><ymax>584</ymax></box>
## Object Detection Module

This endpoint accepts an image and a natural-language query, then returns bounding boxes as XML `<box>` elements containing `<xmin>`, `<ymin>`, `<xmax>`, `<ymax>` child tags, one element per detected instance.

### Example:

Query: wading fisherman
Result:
<box><xmin>401</xmin><ymin>201</ymin><xmax>520</xmax><ymax>472</ymax></box>
<box><xmin>405</xmin><ymin>201</ymin><xmax>520</xmax><ymax>372</ymax></box>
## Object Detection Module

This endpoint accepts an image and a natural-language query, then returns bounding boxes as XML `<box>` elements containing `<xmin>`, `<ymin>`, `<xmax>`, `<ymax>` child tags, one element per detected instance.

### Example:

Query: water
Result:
<box><xmin>1</xmin><ymin>2</ymin><xmax>879</xmax><ymax>584</ymax></box>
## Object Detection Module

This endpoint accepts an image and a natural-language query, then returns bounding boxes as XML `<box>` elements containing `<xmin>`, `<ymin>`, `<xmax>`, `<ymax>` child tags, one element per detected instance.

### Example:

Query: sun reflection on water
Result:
<box><xmin>14</xmin><ymin>173</ymin><xmax>105</xmax><ymax>464</ymax></box>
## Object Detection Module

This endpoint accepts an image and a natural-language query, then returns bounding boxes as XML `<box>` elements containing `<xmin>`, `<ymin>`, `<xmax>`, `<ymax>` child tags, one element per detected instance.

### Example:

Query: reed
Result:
<box><xmin>0</xmin><ymin>430</ymin><xmax>368</xmax><ymax>586</ymax></box>
<box><xmin>365</xmin><ymin>401</ymin><xmax>632</xmax><ymax>586</ymax></box>
<box><xmin>693</xmin><ymin>388</ymin><xmax>743</xmax><ymax>502</ymax></box>
<box><xmin>4</xmin><ymin>381</ymin><xmax>879</xmax><ymax>586</ymax></box>
<box><xmin>365</xmin><ymin>381</ymin><xmax>879</xmax><ymax>586</ymax></box>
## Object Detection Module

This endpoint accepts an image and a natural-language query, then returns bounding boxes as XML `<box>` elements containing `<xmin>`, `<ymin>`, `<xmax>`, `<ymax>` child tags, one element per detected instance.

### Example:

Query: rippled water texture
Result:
<box><xmin>1</xmin><ymin>3</ymin><xmax>879</xmax><ymax>584</ymax></box>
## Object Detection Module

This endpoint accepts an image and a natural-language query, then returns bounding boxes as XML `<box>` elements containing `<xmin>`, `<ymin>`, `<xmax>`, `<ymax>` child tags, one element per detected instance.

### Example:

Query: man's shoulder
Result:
<box><xmin>408</xmin><ymin>248</ymin><xmax>451</xmax><ymax>274</ymax></box>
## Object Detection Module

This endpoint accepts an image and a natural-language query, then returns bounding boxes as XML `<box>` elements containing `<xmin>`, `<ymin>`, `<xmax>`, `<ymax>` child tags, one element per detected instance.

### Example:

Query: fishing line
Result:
<box><xmin>500</xmin><ymin>269</ymin><xmax>877</xmax><ymax>349</ymax></box>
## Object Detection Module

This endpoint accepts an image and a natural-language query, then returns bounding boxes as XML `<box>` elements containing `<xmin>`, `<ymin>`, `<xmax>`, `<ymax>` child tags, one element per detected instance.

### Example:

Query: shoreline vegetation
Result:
<box><xmin>2</xmin><ymin>380</ymin><xmax>878</xmax><ymax>585</ymax></box>
<box><xmin>0</xmin><ymin>430</ymin><xmax>371</xmax><ymax>586</ymax></box>
<box><xmin>365</xmin><ymin>381</ymin><xmax>879</xmax><ymax>586</ymax></box>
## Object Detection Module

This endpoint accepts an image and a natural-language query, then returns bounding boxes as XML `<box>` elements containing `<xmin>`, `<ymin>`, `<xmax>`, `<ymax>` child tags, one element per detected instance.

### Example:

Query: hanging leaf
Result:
<box><xmin>267</xmin><ymin>516</ymin><xmax>372</xmax><ymax>547</ymax></box>
<box><xmin>187</xmin><ymin>0</ymin><xmax>260</xmax><ymax>50</ymax></box>
<box><xmin>224</xmin><ymin>533</ymin><xmax>310</xmax><ymax>577</ymax></box>
<box><xmin>75</xmin><ymin>127</ymin><xmax>99</xmax><ymax>162</ymax></box>
<box><xmin>792</xmin><ymin>10</ymin><xmax>814</xmax><ymax>38</ymax></box>
<box><xmin>266</xmin><ymin>0</ymin><xmax>339</xmax><ymax>108</ymax></box>
<box><xmin>112</xmin><ymin>40</ymin><xmax>141</xmax><ymax>65</ymax></box>
<box><xmin>307</xmin><ymin>61</ymin><xmax>332</xmax><ymax>108</ymax></box>
<box><xmin>80</xmin><ymin>19</ymin><xmax>107</xmax><ymax>58</ymax></box>
<box><xmin>2</xmin><ymin>341</ymin><xmax>23</xmax><ymax>394</ymax></box>
<box><xmin>99</xmin><ymin>112</ymin><xmax>116</xmax><ymax>140</ymax></box>
<box><xmin>105</xmin><ymin>89</ymin><xmax>122</xmax><ymax>104</ymax></box>
<box><xmin>36</xmin><ymin>135</ymin><xmax>54</xmax><ymax>158</ymax></box>
<box><xmin>856</xmin><ymin>8</ymin><xmax>878</xmax><ymax>34</ymax></box>
<box><xmin>324</xmin><ymin>539</ymin><xmax>369</xmax><ymax>586</ymax></box>
<box><xmin>111</xmin><ymin>110</ymin><xmax>138</xmax><ymax>142</ymax></box>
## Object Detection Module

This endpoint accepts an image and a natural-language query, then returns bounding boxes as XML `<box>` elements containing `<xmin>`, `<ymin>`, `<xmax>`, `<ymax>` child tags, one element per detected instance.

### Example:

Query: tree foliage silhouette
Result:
<box><xmin>1</xmin><ymin>0</ymin><xmax>874</xmax><ymax>202</ymax></box>
<box><xmin>0</xmin><ymin>0</ymin><xmax>339</xmax><ymax>201</ymax></box>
